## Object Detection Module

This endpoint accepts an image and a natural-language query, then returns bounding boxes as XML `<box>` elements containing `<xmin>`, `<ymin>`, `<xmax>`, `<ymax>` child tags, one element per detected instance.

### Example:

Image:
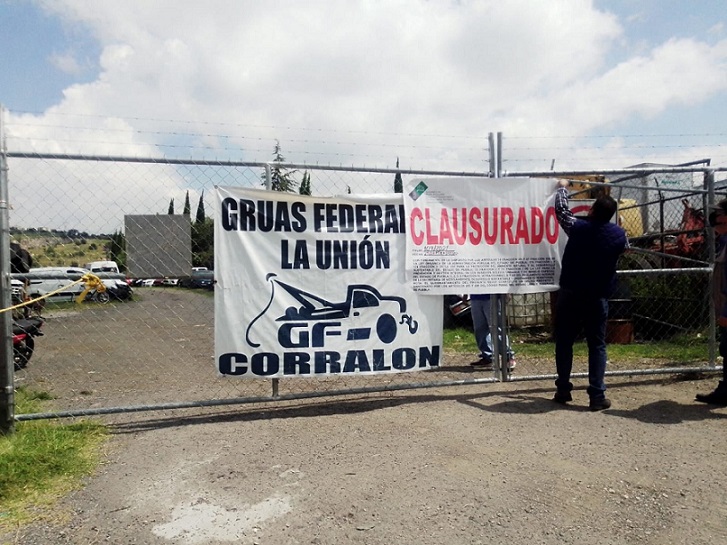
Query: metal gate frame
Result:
<box><xmin>2</xmin><ymin>126</ymin><xmax>727</xmax><ymax>426</ymax></box>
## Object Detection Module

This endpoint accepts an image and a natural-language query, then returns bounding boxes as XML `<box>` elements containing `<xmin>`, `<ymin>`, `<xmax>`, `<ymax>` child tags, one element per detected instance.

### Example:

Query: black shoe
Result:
<box><xmin>695</xmin><ymin>390</ymin><xmax>727</xmax><ymax>406</ymax></box>
<box><xmin>470</xmin><ymin>358</ymin><xmax>493</xmax><ymax>369</ymax></box>
<box><xmin>589</xmin><ymin>398</ymin><xmax>612</xmax><ymax>411</ymax></box>
<box><xmin>552</xmin><ymin>391</ymin><xmax>572</xmax><ymax>404</ymax></box>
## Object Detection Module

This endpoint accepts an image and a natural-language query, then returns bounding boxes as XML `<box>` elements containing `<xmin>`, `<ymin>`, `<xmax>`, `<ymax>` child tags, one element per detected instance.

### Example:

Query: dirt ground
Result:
<box><xmin>4</xmin><ymin>290</ymin><xmax>727</xmax><ymax>545</ymax></box>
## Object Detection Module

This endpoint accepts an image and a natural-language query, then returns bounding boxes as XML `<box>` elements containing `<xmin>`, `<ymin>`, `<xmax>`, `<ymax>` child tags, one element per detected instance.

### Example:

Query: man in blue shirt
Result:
<box><xmin>552</xmin><ymin>179</ymin><xmax>628</xmax><ymax>410</ymax></box>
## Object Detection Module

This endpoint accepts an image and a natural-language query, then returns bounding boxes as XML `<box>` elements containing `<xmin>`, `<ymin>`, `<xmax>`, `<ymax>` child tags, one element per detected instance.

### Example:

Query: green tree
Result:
<box><xmin>299</xmin><ymin>171</ymin><xmax>311</xmax><ymax>196</ymax></box>
<box><xmin>262</xmin><ymin>140</ymin><xmax>298</xmax><ymax>192</ymax></box>
<box><xmin>394</xmin><ymin>157</ymin><xmax>403</xmax><ymax>193</ymax></box>
<box><xmin>195</xmin><ymin>191</ymin><xmax>206</xmax><ymax>223</ymax></box>
<box><xmin>168</xmin><ymin>198</ymin><xmax>175</xmax><ymax>214</ymax></box>
<box><xmin>107</xmin><ymin>231</ymin><xmax>126</xmax><ymax>272</ymax></box>
<box><xmin>192</xmin><ymin>218</ymin><xmax>214</xmax><ymax>269</ymax></box>
<box><xmin>183</xmin><ymin>191</ymin><xmax>191</xmax><ymax>216</ymax></box>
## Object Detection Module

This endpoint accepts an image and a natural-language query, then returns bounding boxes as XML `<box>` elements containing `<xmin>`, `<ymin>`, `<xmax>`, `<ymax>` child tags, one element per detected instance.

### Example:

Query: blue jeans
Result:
<box><xmin>554</xmin><ymin>289</ymin><xmax>608</xmax><ymax>400</ymax></box>
<box><xmin>471</xmin><ymin>297</ymin><xmax>514</xmax><ymax>362</ymax></box>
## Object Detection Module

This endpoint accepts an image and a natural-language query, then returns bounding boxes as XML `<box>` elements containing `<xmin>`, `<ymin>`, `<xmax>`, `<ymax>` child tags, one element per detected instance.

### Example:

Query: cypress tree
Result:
<box><xmin>195</xmin><ymin>191</ymin><xmax>206</xmax><ymax>223</ymax></box>
<box><xmin>183</xmin><ymin>191</ymin><xmax>191</xmax><ymax>216</ymax></box>
<box><xmin>394</xmin><ymin>157</ymin><xmax>403</xmax><ymax>193</ymax></box>
<box><xmin>262</xmin><ymin>140</ymin><xmax>298</xmax><ymax>192</ymax></box>
<box><xmin>299</xmin><ymin>171</ymin><xmax>311</xmax><ymax>196</ymax></box>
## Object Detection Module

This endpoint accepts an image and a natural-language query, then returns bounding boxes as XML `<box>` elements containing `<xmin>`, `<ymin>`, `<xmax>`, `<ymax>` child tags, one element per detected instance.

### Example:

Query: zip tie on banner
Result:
<box><xmin>0</xmin><ymin>273</ymin><xmax>106</xmax><ymax>313</ymax></box>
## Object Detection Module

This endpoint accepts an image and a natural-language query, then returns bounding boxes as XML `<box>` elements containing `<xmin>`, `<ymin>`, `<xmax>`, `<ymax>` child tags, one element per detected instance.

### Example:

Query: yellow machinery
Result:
<box><xmin>561</xmin><ymin>175</ymin><xmax>643</xmax><ymax>237</ymax></box>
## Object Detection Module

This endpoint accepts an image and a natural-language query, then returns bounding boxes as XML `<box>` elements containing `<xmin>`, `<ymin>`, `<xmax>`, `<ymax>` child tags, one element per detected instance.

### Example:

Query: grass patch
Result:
<box><xmin>0</xmin><ymin>388</ymin><xmax>108</xmax><ymax>531</ymax></box>
<box><xmin>38</xmin><ymin>300</ymin><xmax>84</xmax><ymax>312</ymax></box>
<box><xmin>444</xmin><ymin>327</ymin><xmax>709</xmax><ymax>363</ymax></box>
<box><xmin>443</xmin><ymin>327</ymin><xmax>479</xmax><ymax>354</ymax></box>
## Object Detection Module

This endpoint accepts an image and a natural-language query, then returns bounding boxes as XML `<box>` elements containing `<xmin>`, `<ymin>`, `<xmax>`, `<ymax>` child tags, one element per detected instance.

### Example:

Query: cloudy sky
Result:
<box><xmin>2</xmin><ymin>0</ymin><xmax>727</xmax><ymax>232</ymax></box>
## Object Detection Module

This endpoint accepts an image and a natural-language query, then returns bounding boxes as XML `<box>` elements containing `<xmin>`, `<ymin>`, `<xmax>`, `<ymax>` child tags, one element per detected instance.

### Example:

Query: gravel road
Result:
<box><xmin>5</xmin><ymin>289</ymin><xmax>727</xmax><ymax>544</ymax></box>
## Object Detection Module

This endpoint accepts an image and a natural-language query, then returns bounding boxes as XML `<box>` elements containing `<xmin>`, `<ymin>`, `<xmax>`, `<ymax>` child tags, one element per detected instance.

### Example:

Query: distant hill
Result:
<box><xmin>11</xmin><ymin>229</ymin><xmax>110</xmax><ymax>268</ymax></box>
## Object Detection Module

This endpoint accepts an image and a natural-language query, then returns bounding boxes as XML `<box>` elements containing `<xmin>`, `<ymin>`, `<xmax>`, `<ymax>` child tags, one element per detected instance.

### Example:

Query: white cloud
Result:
<box><xmin>27</xmin><ymin>2</ymin><xmax>624</xmax><ymax>145</ymax></box>
<box><xmin>6</xmin><ymin>0</ymin><xmax>727</xmax><ymax>231</ymax></box>
<box><xmin>49</xmin><ymin>51</ymin><xmax>84</xmax><ymax>75</ymax></box>
<box><xmin>708</xmin><ymin>22</ymin><xmax>724</xmax><ymax>36</ymax></box>
<box><xmin>519</xmin><ymin>37</ymin><xmax>727</xmax><ymax>131</ymax></box>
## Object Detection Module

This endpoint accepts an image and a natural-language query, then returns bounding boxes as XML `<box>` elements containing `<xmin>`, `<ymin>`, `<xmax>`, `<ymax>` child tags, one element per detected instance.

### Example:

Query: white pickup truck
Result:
<box><xmin>84</xmin><ymin>260</ymin><xmax>120</xmax><ymax>274</ymax></box>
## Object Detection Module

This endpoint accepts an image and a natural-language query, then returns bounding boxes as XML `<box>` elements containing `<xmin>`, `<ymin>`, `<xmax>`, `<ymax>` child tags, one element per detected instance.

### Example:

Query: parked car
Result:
<box><xmin>181</xmin><ymin>270</ymin><xmax>215</xmax><ymax>290</ymax></box>
<box><xmin>139</xmin><ymin>278</ymin><xmax>165</xmax><ymax>286</ymax></box>
<box><xmin>14</xmin><ymin>267</ymin><xmax>132</xmax><ymax>303</ymax></box>
<box><xmin>11</xmin><ymin>278</ymin><xmax>26</xmax><ymax>305</ymax></box>
<box><xmin>86</xmin><ymin>271</ymin><xmax>132</xmax><ymax>301</ymax></box>
<box><xmin>84</xmin><ymin>260</ymin><xmax>120</xmax><ymax>274</ymax></box>
<box><xmin>17</xmin><ymin>267</ymin><xmax>87</xmax><ymax>302</ymax></box>
<box><xmin>102</xmin><ymin>279</ymin><xmax>133</xmax><ymax>301</ymax></box>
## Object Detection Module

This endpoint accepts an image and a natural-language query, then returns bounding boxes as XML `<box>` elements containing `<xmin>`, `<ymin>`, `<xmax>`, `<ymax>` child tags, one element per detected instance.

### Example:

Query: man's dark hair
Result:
<box><xmin>708</xmin><ymin>199</ymin><xmax>727</xmax><ymax>227</ymax></box>
<box><xmin>590</xmin><ymin>195</ymin><xmax>617</xmax><ymax>223</ymax></box>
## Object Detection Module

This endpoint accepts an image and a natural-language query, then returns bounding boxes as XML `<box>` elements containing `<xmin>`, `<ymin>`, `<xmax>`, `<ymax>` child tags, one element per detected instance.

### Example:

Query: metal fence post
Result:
<box><xmin>264</xmin><ymin>163</ymin><xmax>272</xmax><ymax>191</ymax></box>
<box><xmin>705</xmin><ymin>170</ymin><xmax>717</xmax><ymax>366</ymax></box>
<box><xmin>495</xmin><ymin>132</ymin><xmax>513</xmax><ymax>380</ymax></box>
<box><xmin>0</xmin><ymin>105</ymin><xmax>15</xmax><ymax>435</ymax></box>
<box><xmin>487</xmin><ymin>132</ymin><xmax>509</xmax><ymax>380</ymax></box>
<box><xmin>263</xmin><ymin>162</ymin><xmax>279</xmax><ymax>395</ymax></box>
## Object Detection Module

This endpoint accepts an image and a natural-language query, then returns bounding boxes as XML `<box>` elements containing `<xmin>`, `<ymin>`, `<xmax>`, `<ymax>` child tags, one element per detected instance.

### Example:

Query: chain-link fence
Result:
<box><xmin>2</xmin><ymin>147</ymin><xmax>726</xmax><ymax>423</ymax></box>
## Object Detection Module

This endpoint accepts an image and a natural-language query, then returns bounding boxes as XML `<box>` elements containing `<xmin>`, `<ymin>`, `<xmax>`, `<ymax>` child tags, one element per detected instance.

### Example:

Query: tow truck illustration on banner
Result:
<box><xmin>245</xmin><ymin>274</ymin><xmax>419</xmax><ymax>349</ymax></box>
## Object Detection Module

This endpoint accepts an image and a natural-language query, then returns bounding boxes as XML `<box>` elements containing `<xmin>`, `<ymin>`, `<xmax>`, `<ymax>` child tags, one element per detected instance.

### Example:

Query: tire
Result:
<box><xmin>376</xmin><ymin>314</ymin><xmax>398</xmax><ymax>344</ymax></box>
<box><xmin>94</xmin><ymin>291</ymin><xmax>111</xmax><ymax>304</ymax></box>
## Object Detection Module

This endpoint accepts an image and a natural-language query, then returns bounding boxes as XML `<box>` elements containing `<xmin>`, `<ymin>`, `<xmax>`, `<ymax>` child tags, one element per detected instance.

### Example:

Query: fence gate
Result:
<box><xmin>1</xmin><ymin>140</ymin><xmax>725</xmax><ymax>424</ymax></box>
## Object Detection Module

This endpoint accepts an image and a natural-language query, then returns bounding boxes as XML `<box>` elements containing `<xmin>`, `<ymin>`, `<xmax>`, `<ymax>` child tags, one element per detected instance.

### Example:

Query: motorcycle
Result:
<box><xmin>12</xmin><ymin>316</ymin><xmax>44</xmax><ymax>371</ymax></box>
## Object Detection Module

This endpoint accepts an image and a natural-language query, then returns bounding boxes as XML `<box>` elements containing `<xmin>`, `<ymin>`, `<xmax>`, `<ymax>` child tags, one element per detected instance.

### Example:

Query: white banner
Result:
<box><xmin>403</xmin><ymin>177</ymin><xmax>566</xmax><ymax>294</ymax></box>
<box><xmin>214</xmin><ymin>187</ymin><xmax>443</xmax><ymax>378</ymax></box>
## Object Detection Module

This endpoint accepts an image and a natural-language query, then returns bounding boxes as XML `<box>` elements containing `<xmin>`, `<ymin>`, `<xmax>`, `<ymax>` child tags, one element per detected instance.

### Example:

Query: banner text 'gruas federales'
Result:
<box><xmin>220</xmin><ymin>198</ymin><xmax>406</xmax><ymax>270</ymax></box>
<box><xmin>409</xmin><ymin>206</ymin><xmax>560</xmax><ymax>245</ymax></box>
<box><xmin>220</xmin><ymin>198</ymin><xmax>405</xmax><ymax>233</ymax></box>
